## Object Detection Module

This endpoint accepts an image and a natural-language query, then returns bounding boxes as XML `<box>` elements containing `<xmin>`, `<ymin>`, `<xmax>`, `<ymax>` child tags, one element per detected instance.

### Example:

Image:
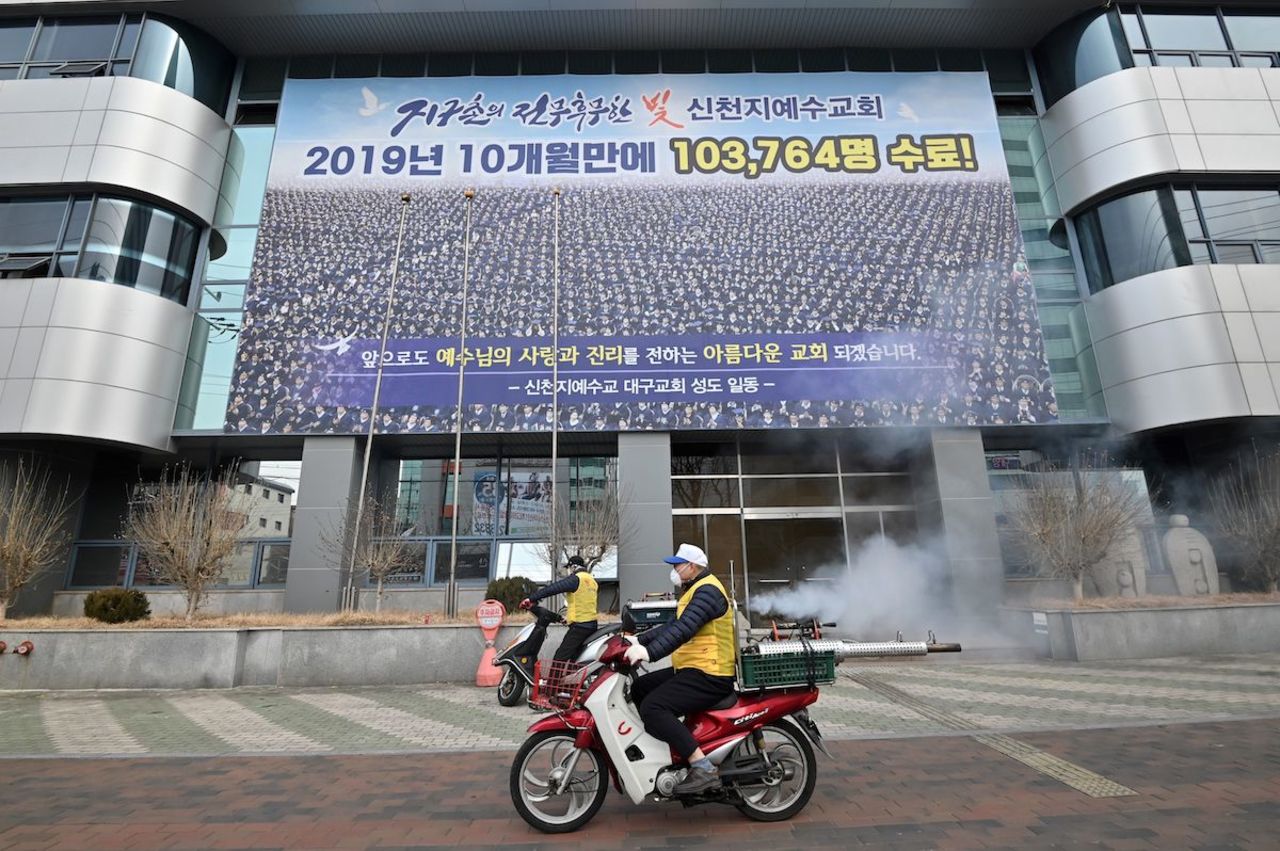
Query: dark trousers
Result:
<box><xmin>553</xmin><ymin>621</ymin><xmax>598</xmax><ymax>662</ymax></box>
<box><xmin>630</xmin><ymin>667</ymin><xmax>736</xmax><ymax>761</ymax></box>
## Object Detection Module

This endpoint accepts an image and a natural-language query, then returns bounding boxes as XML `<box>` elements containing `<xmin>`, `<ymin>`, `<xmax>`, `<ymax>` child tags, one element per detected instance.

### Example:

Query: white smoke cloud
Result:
<box><xmin>748</xmin><ymin>534</ymin><xmax>955</xmax><ymax>639</ymax></box>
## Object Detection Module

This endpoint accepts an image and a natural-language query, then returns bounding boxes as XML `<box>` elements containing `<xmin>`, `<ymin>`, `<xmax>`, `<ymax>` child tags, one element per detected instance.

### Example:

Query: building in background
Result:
<box><xmin>0</xmin><ymin>1</ymin><xmax>1277</xmax><ymax>625</ymax></box>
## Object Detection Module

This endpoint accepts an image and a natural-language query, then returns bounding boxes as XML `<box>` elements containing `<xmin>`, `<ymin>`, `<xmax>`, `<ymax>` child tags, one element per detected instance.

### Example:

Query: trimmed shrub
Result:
<box><xmin>485</xmin><ymin>576</ymin><xmax>538</xmax><ymax>614</ymax></box>
<box><xmin>83</xmin><ymin>588</ymin><xmax>152</xmax><ymax>623</ymax></box>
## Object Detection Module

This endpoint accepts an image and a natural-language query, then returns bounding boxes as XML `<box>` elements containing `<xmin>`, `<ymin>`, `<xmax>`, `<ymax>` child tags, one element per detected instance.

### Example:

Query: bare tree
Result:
<box><xmin>539</xmin><ymin>477</ymin><xmax>630</xmax><ymax>577</ymax></box>
<box><xmin>322</xmin><ymin>500</ymin><xmax>418</xmax><ymax>612</ymax></box>
<box><xmin>1004</xmin><ymin>465</ymin><xmax>1150</xmax><ymax>600</ymax></box>
<box><xmin>0</xmin><ymin>458</ymin><xmax>75</xmax><ymax>621</ymax></box>
<box><xmin>1209</xmin><ymin>453</ymin><xmax>1280</xmax><ymax>593</ymax></box>
<box><xmin>123</xmin><ymin>466</ymin><xmax>242</xmax><ymax>620</ymax></box>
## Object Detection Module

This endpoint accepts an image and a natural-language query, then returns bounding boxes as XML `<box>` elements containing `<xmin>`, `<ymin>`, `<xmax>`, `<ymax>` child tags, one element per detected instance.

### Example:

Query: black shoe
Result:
<box><xmin>674</xmin><ymin>766</ymin><xmax>720</xmax><ymax>795</ymax></box>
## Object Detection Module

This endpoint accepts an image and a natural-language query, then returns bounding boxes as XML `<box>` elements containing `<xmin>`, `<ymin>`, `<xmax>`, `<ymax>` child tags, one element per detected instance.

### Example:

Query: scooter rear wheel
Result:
<box><xmin>510</xmin><ymin>731</ymin><xmax>608</xmax><ymax>833</ymax></box>
<box><xmin>732</xmin><ymin>719</ymin><xmax>817</xmax><ymax>822</ymax></box>
<box><xmin>497</xmin><ymin>667</ymin><xmax>526</xmax><ymax>706</ymax></box>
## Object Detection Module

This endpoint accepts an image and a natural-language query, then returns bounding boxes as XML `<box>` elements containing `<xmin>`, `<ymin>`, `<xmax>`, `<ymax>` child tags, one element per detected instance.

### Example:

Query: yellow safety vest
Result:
<box><xmin>671</xmin><ymin>573</ymin><xmax>737</xmax><ymax>677</ymax></box>
<box><xmin>565</xmin><ymin>571</ymin><xmax>598</xmax><ymax>624</ymax></box>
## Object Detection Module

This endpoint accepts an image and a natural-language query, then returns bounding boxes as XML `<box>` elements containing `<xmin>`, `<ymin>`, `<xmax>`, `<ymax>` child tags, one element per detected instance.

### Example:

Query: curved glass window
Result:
<box><xmin>0</xmin><ymin>191</ymin><xmax>199</xmax><ymax>303</ymax></box>
<box><xmin>1033</xmin><ymin>9</ymin><xmax>1133</xmax><ymax>108</ymax></box>
<box><xmin>1076</xmin><ymin>184</ymin><xmax>1280</xmax><ymax>292</ymax></box>
<box><xmin>131</xmin><ymin>15</ymin><xmax>233</xmax><ymax>114</ymax></box>
<box><xmin>0</xmin><ymin>13</ymin><xmax>231</xmax><ymax>113</ymax></box>
<box><xmin>77</xmin><ymin>197</ymin><xmax>199</xmax><ymax>303</ymax></box>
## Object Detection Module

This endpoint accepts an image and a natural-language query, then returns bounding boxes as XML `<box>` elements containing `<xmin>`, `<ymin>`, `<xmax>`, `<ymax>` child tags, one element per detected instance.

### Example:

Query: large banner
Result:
<box><xmin>226</xmin><ymin>72</ymin><xmax>1057</xmax><ymax>434</ymax></box>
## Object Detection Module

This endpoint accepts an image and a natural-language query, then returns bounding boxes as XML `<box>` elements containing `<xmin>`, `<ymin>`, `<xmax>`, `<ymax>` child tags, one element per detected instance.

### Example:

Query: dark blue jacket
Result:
<box><xmin>636</xmin><ymin>569</ymin><xmax>728</xmax><ymax>662</ymax></box>
<box><xmin>529</xmin><ymin>570</ymin><xmax>581</xmax><ymax>602</ymax></box>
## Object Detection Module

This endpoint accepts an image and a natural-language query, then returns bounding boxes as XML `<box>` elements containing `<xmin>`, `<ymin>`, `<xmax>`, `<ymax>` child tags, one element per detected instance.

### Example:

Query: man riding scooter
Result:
<box><xmin>520</xmin><ymin>555</ymin><xmax>599</xmax><ymax>662</ymax></box>
<box><xmin>621</xmin><ymin>542</ymin><xmax>736</xmax><ymax>795</ymax></box>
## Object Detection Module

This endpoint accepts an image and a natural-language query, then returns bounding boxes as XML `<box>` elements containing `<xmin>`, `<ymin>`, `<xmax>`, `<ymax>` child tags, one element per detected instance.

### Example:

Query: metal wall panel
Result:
<box><xmin>0</xmin><ymin>279</ymin><xmax>193</xmax><ymax>452</ymax></box>
<box><xmin>1036</xmin><ymin>67</ymin><xmax>1280</xmax><ymax>215</ymax></box>
<box><xmin>0</xmin><ymin>77</ymin><xmax>233</xmax><ymax>224</ymax></box>
<box><xmin>1079</xmin><ymin>265</ymin><xmax>1280</xmax><ymax>434</ymax></box>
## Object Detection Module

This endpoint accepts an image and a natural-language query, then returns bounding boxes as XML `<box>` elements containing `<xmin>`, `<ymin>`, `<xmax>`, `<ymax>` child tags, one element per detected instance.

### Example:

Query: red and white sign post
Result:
<box><xmin>474</xmin><ymin>599</ymin><xmax>507</xmax><ymax>687</ymax></box>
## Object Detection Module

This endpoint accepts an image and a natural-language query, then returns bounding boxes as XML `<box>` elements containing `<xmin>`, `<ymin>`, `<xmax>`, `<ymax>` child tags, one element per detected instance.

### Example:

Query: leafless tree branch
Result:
<box><xmin>0</xmin><ymin>457</ymin><xmax>75</xmax><ymax>620</ymax></box>
<box><xmin>1209</xmin><ymin>453</ymin><xmax>1280</xmax><ymax>593</ymax></box>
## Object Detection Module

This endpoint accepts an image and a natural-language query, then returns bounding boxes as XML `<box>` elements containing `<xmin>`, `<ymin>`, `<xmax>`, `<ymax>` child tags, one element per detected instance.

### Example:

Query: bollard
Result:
<box><xmin>475</xmin><ymin>600</ymin><xmax>506</xmax><ymax>687</ymax></box>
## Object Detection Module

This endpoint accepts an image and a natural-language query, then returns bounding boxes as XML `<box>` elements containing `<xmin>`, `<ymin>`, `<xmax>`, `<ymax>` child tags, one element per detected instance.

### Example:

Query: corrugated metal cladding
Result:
<box><xmin>166</xmin><ymin>3</ymin><xmax>1097</xmax><ymax>55</ymax></box>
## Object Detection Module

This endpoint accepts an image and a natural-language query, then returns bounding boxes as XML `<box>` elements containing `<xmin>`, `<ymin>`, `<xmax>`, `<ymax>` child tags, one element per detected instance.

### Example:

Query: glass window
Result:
<box><xmin>614</xmin><ymin>51</ymin><xmax>659</xmax><ymax>74</ymax></box>
<box><xmin>741</xmin><ymin>436</ymin><xmax>837</xmax><ymax>474</ymax></box>
<box><xmin>0</xmin><ymin>18</ymin><xmax>36</xmax><ymax>63</ymax></box>
<box><xmin>427</xmin><ymin>52</ymin><xmax>472</xmax><ymax>76</ymax></box>
<box><xmin>494</xmin><ymin>542</ymin><xmax>551</xmax><ymax>583</ymax></box>
<box><xmin>1226</xmin><ymin>14</ymin><xmax>1280</xmax><ymax>52</ymax></box>
<box><xmin>222</xmin><ymin>542</ymin><xmax>255</xmax><ymax>585</ymax></box>
<box><xmin>846</xmin><ymin>48</ymin><xmax>891</xmax><ymax>71</ymax></box>
<box><xmin>842</xmin><ymin>475</ymin><xmax>914</xmax><ymax>506</ymax></box>
<box><xmin>672</xmin><ymin>479</ymin><xmax>739</xmax><ymax>509</ymax></box>
<box><xmin>1033</xmin><ymin>9</ymin><xmax>1131</xmax><ymax>107</ymax></box>
<box><xmin>31</xmin><ymin>17</ymin><xmax>120</xmax><ymax>62</ymax></box>
<box><xmin>741</xmin><ymin>478</ymin><xmax>840</xmax><ymax>507</ymax></box>
<box><xmin>984</xmin><ymin>49</ymin><xmax>1032</xmax><ymax>92</ymax></box>
<box><xmin>520</xmin><ymin>51</ymin><xmax>565</xmax><ymax>75</ymax></box>
<box><xmin>0</xmin><ymin>196</ymin><xmax>67</xmax><ymax>254</ymax></box>
<box><xmin>1141</xmin><ymin>12</ymin><xmax>1227</xmax><ymax>51</ymax></box>
<box><xmin>1196</xmin><ymin>54</ymin><xmax>1236</xmax><ymax>67</ymax></box>
<box><xmin>671</xmin><ymin>442</ymin><xmax>738</xmax><ymax>475</ymax></box>
<box><xmin>380</xmin><ymin>53</ymin><xmax>425</xmax><ymax>77</ymax></box>
<box><xmin>1261</xmin><ymin>244</ymin><xmax>1280</xmax><ymax>263</ymax></box>
<box><xmin>1238</xmin><ymin>55</ymin><xmax>1277</xmax><ymax>68</ymax></box>
<box><xmin>77</xmin><ymin>197</ymin><xmax>199</xmax><ymax>303</ymax></box>
<box><xmin>218</xmin><ymin>126</ymin><xmax>276</xmax><ymax>226</ymax></box>
<box><xmin>188</xmin><ymin>313</ymin><xmax>240</xmax><ymax>430</ymax></box>
<box><xmin>754</xmin><ymin>49</ymin><xmax>798</xmax><ymax>73</ymax></box>
<box><xmin>1120</xmin><ymin>12</ymin><xmax>1146</xmax><ymax>49</ymax></box>
<box><xmin>239</xmin><ymin>57</ymin><xmax>287</xmax><ymax>99</ymax></box>
<box><xmin>117</xmin><ymin>15</ymin><xmax>142</xmax><ymax>60</ymax></box>
<box><xmin>662</xmin><ymin>50</ymin><xmax>704</xmax><ymax>73</ymax></box>
<box><xmin>0</xmin><ymin>68</ymin><xmax>19</xmax><ymax>80</ymax></box>
<box><xmin>567</xmin><ymin>51</ymin><xmax>611</xmax><ymax>75</ymax></box>
<box><xmin>258</xmin><ymin>543</ymin><xmax>290</xmax><ymax>585</ymax></box>
<box><xmin>799</xmin><ymin>48</ymin><xmax>845</xmax><ymax>72</ymax></box>
<box><xmin>707</xmin><ymin>49</ymin><xmax>752</xmax><ymax>73</ymax></box>
<box><xmin>1076</xmin><ymin>187</ymin><xmax>1191</xmax><ymax>291</ymax></box>
<box><xmin>892</xmin><ymin>49</ymin><xmax>936</xmax><ymax>72</ymax></box>
<box><xmin>1197</xmin><ymin>189</ymin><xmax>1280</xmax><ymax>242</ymax></box>
<box><xmin>1214</xmin><ymin>243</ymin><xmax>1260</xmax><ymax>264</ymax></box>
<box><xmin>1174</xmin><ymin>189</ymin><xmax>1203</xmax><ymax>240</ymax></box>
<box><xmin>207</xmin><ymin>228</ymin><xmax>258</xmax><ymax>282</ymax></box>
<box><xmin>937</xmin><ymin>48</ymin><xmax>984</xmax><ymax>71</ymax></box>
<box><xmin>288</xmin><ymin>55</ymin><xmax>332</xmax><ymax>78</ymax></box>
<box><xmin>433</xmin><ymin>541</ymin><xmax>491</xmax><ymax>585</ymax></box>
<box><xmin>68</xmin><ymin>545</ymin><xmax>129</xmax><ymax>587</ymax></box>
<box><xmin>1154</xmin><ymin>53</ymin><xmax>1195</xmax><ymax>66</ymax></box>
<box><xmin>131</xmin><ymin>17</ymin><xmax>233</xmax><ymax>113</ymax></box>
<box><xmin>334</xmin><ymin>54</ymin><xmax>379</xmax><ymax>78</ymax></box>
<box><xmin>474</xmin><ymin>52</ymin><xmax>518</xmax><ymax>76</ymax></box>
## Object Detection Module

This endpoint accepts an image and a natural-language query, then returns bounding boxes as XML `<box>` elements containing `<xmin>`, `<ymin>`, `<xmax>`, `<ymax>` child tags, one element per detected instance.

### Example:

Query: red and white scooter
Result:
<box><xmin>509</xmin><ymin>630</ymin><xmax>960</xmax><ymax>833</ymax></box>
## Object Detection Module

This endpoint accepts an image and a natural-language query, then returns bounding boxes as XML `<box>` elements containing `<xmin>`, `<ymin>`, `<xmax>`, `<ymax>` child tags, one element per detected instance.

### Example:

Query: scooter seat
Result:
<box><xmin>708</xmin><ymin>693</ymin><xmax>738</xmax><ymax>711</ymax></box>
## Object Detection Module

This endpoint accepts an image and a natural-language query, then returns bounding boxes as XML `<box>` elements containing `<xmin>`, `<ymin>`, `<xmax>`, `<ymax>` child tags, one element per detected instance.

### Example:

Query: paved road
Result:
<box><xmin>1</xmin><ymin>654</ymin><xmax>1278</xmax><ymax>849</ymax></box>
<box><xmin>0</xmin><ymin>719</ymin><xmax>1276</xmax><ymax>849</ymax></box>
<box><xmin>2</xmin><ymin>654</ymin><xmax>1278</xmax><ymax>758</ymax></box>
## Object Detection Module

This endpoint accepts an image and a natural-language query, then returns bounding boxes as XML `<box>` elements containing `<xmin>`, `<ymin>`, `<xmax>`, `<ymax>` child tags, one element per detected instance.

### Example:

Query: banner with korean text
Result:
<box><xmin>226</xmin><ymin>72</ymin><xmax>1057</xmax><ymax>434</ymax></box>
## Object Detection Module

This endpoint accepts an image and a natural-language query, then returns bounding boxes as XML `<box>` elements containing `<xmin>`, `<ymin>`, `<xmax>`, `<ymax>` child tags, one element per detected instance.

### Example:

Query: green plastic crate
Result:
<box><xmin>739</xmin><ymin>650</ymin><xmax>836</xmax><ymax>689</ymax></box>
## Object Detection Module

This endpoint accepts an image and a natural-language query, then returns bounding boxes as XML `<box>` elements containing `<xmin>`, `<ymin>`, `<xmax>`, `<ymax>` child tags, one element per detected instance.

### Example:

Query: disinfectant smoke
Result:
<box><xmin>748</xmin><ymin>534</ymin><xmax>955</xmax><ymax>639</ymax></box>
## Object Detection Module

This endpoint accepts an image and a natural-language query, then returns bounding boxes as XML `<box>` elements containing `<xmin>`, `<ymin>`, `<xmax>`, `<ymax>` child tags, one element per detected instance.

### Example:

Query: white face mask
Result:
<box><xmin>669</xmin><ymin>567</ymin><xmax>683</xmax><ymax>586</ymax></box>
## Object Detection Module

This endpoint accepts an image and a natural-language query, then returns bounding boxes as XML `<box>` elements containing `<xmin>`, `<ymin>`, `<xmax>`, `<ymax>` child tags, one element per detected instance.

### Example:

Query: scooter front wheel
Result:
<box><xmin>510</xmin><ymin>731</ymin><xmax>608</xmax><ymax>833</ymax></box>
<box><xmin>497</xmin><ymin>667</ymin><xmax>526</xmax><ymax>706</ymax></box>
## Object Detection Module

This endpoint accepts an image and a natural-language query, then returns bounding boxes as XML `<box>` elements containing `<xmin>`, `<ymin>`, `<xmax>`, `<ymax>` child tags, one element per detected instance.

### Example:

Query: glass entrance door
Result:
<box><xmin>743</xmin><ymin>516</ymin><xmax>846</xmax><ymax>622</ymax></box>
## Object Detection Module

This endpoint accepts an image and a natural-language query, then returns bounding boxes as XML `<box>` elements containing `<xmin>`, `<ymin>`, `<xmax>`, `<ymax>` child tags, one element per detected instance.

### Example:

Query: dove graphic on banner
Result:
<box><xmin>358</xmin><ymin>86</ymin><xmax>389</xmax><ymax>117</ymax></box>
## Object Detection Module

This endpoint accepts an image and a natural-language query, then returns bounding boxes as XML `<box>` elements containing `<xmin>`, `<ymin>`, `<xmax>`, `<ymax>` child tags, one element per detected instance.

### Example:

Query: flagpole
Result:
<box><xmin>446</xmin><ymin>188</ymin><xmax>476</xmax><ymax>618</ymax></box>
<box><xmin>343</xmin><ymin>191</ymin><xmax>412</xmax><ymax>611</ymax></box>
<box><xmin>549</xmin><ymin>187</ymin><xmax>561</xmax><ymax>568</ymax></box>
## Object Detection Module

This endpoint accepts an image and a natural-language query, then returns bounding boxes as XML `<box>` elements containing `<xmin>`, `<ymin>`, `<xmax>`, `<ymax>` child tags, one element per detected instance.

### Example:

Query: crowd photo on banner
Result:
<box><xmin>224</xmin><ymin>75</ymin><xmax>1059</xmax><ymax>435</ymax></box>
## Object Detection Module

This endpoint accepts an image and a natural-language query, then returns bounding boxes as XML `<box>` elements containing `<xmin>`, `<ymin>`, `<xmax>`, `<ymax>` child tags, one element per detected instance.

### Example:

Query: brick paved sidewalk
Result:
<box><xmin>0</xmin><ymin>718</ymin><xmax>1276</xmax><ymax>849</ymax></box>
<box><xmin>1</xmin><ymin>653</ymin><xmax>1278</xmax><ymax>758</ymax></box>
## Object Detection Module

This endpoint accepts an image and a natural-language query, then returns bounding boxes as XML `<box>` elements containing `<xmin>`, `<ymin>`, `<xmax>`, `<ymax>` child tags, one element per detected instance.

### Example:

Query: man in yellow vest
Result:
<box><xmin>623</xmin><ymin>543</ymin><xmax>736</xmax><ymax>795</ymax></box>
<box><xmin>520</xmin><ymin>555</ymin><xmax>599</xmax><ymax>661</ymax></box>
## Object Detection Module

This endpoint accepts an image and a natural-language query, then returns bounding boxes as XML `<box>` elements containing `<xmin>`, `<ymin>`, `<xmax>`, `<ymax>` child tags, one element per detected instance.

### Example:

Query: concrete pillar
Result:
<box><xmin>617</xmin><ymin>432</ymin><xmax>673</xmax><ymax>606</ymax></box>
<box><xmin>286</xmin><ymin>436</ymin><xmax>364</xmax><ymax>613</ymax></box>
<box><xmin>912</xmin><ymin>429</ymin><xmax>1004</xmax><ymax>623</ymax></box>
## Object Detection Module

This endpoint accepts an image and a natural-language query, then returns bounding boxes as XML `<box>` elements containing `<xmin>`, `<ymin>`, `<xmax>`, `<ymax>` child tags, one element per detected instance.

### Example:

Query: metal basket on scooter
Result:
<box><xmin>529</xmin><ymin>660</ymin><xmax>590</xmax><ymax>711</ymax></box>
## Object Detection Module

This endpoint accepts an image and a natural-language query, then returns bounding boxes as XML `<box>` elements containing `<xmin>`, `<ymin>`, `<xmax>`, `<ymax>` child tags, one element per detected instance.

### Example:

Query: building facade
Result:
<box><xmin>1</xmin><ymin>1</ymin><xmax>1277</xmax><ymax>625</ymax></box>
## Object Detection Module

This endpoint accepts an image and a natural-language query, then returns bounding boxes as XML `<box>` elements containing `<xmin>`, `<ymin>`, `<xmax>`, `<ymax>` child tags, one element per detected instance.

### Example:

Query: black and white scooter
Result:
<box><xmin>493</xmin><ymin>605</ymin><xmax>621</xmax><ymax>706</ymax></box>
